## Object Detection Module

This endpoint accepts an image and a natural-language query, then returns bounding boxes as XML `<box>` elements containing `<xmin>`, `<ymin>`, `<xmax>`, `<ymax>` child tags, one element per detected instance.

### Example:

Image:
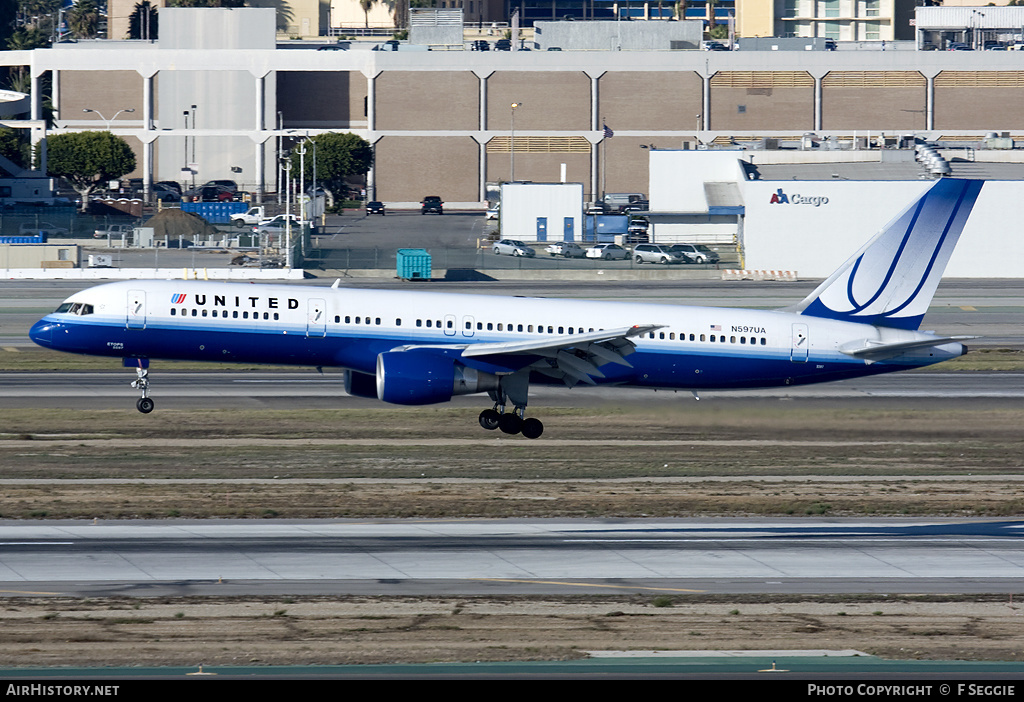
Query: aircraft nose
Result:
<box><xmin>29</xmin><ymin>319</ymin><xmax>54</xmax><ymax>348</ymax></box>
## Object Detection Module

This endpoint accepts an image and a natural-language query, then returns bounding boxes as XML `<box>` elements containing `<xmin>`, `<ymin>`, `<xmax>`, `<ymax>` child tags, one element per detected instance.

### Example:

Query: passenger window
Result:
<box><xmin>171</xmin><ymin>308</ymin><xmax>176</xmax><ymax>316</ymax></box>
<box><xmin>396</xmin><ymin>319</ymin><xmax>402</xmax><ymax>326</ymax></box>
<box><xmin>710</xmin><ymin>335</ymin><xmax>716</xmax><ymax>342</ymax></box>
<box><xmin>426</xmin><ymin>320</ymin><xmax>432</xmax><ymax>328</ymax></box>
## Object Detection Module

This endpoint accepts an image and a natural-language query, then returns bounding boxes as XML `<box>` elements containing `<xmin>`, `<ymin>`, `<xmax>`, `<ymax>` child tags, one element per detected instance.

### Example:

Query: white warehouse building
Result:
<box><xmin>646</xmin><ymin>150</ymin><xmax>1023</xmax><ymax>278</ymax></box>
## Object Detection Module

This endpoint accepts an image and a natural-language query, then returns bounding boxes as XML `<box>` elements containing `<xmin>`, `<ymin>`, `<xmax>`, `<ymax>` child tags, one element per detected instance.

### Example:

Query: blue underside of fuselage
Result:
<box><xmin>30</xmin><ymin>316</ymin><xmax>914</xmax><ymax>392</ymax></box>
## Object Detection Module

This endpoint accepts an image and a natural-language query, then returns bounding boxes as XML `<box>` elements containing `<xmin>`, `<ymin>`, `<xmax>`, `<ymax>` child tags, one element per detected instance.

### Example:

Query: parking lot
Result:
<box><xmin>76</xmin><ymin>207</ymin><xmax>735</xmax><ymax>274</ymax></box>
<box><xmin>310</xmin><ymin>209</ymin><xmax>735</xmax><ymax>272</ymax></box>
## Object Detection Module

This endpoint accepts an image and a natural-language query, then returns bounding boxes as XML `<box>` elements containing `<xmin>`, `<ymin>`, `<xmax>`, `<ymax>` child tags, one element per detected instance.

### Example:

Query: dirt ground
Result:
<box><xmin>1</xmin><ymin>401</ymin><xmax>1023</xmax><ymax>667</ymax></box>
<box><xmin>2</xmin><ymin>595</ymin><xmax>1023</xmax><ymax>668</ymax></box>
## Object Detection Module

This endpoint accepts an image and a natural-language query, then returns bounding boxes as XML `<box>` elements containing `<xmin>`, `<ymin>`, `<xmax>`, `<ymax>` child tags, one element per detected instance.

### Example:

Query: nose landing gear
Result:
<box><xmin>129</xmin><ymin>361</ymin><xmax>154</xmax><ymax>414</ymax></box>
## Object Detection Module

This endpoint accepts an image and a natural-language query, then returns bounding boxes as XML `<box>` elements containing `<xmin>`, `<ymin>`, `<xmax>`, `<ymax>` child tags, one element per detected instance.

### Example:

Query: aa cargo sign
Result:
<box><xmin>770</xmin><ymin>188</ymin><xmax>830</xmax><ymax>207</ymax></box>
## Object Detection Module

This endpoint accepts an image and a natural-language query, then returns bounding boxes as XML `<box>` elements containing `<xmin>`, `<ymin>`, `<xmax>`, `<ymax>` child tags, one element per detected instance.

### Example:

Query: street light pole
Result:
<box><xmin>82</xmin><ymin>107</ymin><xmax>135</xmax><ymax>130</ymax></box>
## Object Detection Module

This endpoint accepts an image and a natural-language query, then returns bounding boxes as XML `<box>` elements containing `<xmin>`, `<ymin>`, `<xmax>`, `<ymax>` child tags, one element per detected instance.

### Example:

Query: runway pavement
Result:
<box><xmin>1</xmin><ymin>517</ymin><xmax>1022</xmax><ymax>598</ymax></box>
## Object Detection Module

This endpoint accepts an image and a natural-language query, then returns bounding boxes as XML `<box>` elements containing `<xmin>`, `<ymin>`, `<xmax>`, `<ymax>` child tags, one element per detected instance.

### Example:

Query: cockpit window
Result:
<box><xmin>55</xmin><ymin>302</ymin><xmax>94</xmax><ymax>316</ymax></box>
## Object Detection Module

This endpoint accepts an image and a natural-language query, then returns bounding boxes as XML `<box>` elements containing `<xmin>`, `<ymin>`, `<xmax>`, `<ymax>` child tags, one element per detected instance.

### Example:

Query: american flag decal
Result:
<box><xmin>710</xmin><ymin>324</ymin><xmax>721</xmax><ymax>331</ymax></box>
<box><xmin>171</xmin><ymin>293</ymin><xmax>187</xmax><ymax>304</ymax></box>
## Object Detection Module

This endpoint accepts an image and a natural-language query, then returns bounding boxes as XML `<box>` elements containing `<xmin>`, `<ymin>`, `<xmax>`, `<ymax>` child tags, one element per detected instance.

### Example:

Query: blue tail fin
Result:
<box><xmin>793</xmin><ymin>178</ymin><xmax>983</xmax><ymax>330</ymax></box>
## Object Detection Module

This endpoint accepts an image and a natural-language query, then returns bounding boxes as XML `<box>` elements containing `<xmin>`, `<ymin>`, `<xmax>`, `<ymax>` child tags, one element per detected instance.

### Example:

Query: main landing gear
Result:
<box><xmin>476</xmin><ymin>371</ymin><xmax>543</xmax><ymax>439</ymax></box>
<box><xmin>130</xmin><ymin>361</ymin><xmax>155</xmax><ymax>414</ymax></box>
<box><xmin>478</xmin><ymin>405</ymin><xmax>544</xmax><ymax>439</ymax></box>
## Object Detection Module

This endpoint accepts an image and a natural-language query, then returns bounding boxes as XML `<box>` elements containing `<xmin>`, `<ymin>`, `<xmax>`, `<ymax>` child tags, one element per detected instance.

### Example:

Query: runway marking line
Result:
<box><xmin>472</xmin><ymin>578</ymin><xmax>705</xmax><ymax>593</ymax></box>
<box><xmin>959</xmin><ymin>306</ymin><xmax>978</xmax><ymax>312</ymax></box>
<box><xmin>1</xmin><ymin>347</ymin><xmax>18</xmax><ymax>353</ymax></box>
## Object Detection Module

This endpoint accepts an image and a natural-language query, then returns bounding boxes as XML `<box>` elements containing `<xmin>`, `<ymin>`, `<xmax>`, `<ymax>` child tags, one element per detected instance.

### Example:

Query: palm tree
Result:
<box><xmin>360</xmin><ymin>0</ymin><xmax>376</xmax><ymax>28</ymax></box>
<box><xmin>66</xmin><ymin>0</ymin><xmax>100</xmax><ymax>39</ymax></box>
<box><xmin>5</xmin><ymin>26</ymin><xmax>49</xmax><ymax>94</ymax></box>
<box><xmin>127</xmin><ymin>0</ymin><xmax>158</xmax><ymax>40</ymax></box>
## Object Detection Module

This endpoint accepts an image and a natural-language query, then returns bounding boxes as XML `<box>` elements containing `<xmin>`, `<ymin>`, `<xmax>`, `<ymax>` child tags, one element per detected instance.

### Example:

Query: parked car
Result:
<box><xmin>421</xmin><ymin>195</ymin><xmax>444</xmax><ymax>215</ymax></box>
<box><xmin>94</xmin><ymin>223</ymin><xmax>135</xmax><ymax>239</ymax></box>
<box><xmin>470</xmin><ymin>39</ymin><xmax>490</xmax><ymax>51</ymax></box>
<box><xmin>201</xmin><ymin>179</ymin><xmax>238</xmax><ymax>193</ymax></box>
<box><xmin>18</xmin><ymin>221</ymin><xmax>69</xmax><ymax>237</ymax></box>
<box><xmin>586</xmin><ymin>243</ymin><xmax>629</xmax><ymax>260</ymax></box>
<box><xmin>586</xmin><ymin>201</ymin><xmax>607</xmax><ymax>214</ymax></box>
<box><xmin>494</xmin><ymin>38</ymin><xmax>511</xmax><ymax>51</ymax></box>
<box><xmin>152</xmin><ymin>182</ymin><xmax>181</xmax><ymax>202</ymax></box>
<box><xmin>187</xmin><ymin>185</ymin><xmax>235</xmax><ymax>202</ymax></box>
<box><xmin>165</xmin><ymin>238</ymin><xmax>193</xmax><ymax>248</ymax></box>
<box><xmin>633</xmin><ymin>243</ymin><xmax>686</xmax><ymax>265</ymax></box>
<box><xmin>486</xmin><ymin>203</ymin><xmax>500</xmax><ymax>220</ymax></box>
<box><xmin>253</xmin><ymin>214</ymin><xmax>311</xmax><ymax>239</ymax></box>
<box><xmin>492</xmin><ymin>239</ymin><xmax>536</xmax><ymax>257</ymax></box>
<box><xmin>627</xmin><ymin>219</ymin><xmax>649</xmax><ymax>237</ymax></box>
<box><xmin>544</xmin><ymin>241</ymin><xmax>586</xmax><ymax>258</ymax></box>
<box><xmin>669</xmin><ymin>243</ymin><xmax>720</xmax><ymax>264</ymax></box>
<box><xmin>366</xmin><ymin>201</ymin><xmax>386</xmax><ymax>215</ymax></box>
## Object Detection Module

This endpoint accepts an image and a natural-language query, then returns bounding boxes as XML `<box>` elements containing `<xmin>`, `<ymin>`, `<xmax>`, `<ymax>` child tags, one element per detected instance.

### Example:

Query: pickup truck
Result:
<box><xmin>93</xmin><ymin>223</ymin><xmax>133</xmax><ymax>239</ymax></box>
<box><xmin>230</xmin><ymin>206</ymin><xmax>266</xmax><ymax>228</ymax></box>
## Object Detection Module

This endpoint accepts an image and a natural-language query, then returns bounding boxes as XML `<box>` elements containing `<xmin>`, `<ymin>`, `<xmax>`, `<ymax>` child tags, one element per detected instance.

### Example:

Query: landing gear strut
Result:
<box><xmin>130</xmin><ymin>363</ymin><xmax>154</xmax><ymax>414</ymax></box>
<box><xmin>477</xmin><ymin>372</ymin><xmax>544</xmax><ymax>439</ymax></box>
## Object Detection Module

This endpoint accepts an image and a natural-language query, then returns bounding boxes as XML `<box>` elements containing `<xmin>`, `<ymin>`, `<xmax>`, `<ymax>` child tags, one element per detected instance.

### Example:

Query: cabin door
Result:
<box><xmin>307</xmin><ymin>298</ymin><xmax>326</xmax><ymax>338</ymax></box>
<box><xmin>790</xmin><ymin>323</ymin><xmax>809</xmax><ymax>363</ymax></box>
<box><xmin>126</xmin><ymin>290</ymin><xmax>146</xmax><ymax>330</ymax></box>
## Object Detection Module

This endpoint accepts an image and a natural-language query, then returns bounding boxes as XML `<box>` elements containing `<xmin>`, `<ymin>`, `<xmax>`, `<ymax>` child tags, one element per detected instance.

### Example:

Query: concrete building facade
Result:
<box><xmin>7</xmin><ymin>9</ymin><xmax>1024</xmax><ymax>206</ymax></box>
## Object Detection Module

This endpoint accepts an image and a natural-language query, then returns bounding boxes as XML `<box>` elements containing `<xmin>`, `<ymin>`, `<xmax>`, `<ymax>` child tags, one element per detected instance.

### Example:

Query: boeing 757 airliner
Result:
<box><xmin>30</xmin><ymin>178</ymin><xmax>982</xmax><ymax>439</ymax></box>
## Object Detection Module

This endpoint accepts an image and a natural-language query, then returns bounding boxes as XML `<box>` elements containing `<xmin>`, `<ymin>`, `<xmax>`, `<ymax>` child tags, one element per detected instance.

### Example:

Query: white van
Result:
<box><xmin>603</xmin><ymin>193</ymin><xmax>644</xmax><ymax>213</ymax></box>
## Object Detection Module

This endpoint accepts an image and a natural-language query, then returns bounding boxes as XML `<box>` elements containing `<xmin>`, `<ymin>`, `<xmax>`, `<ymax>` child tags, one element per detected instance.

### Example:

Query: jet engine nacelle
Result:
<box><xmin>344</xmin><ymin>370</ymin><xmax>378</xmax><ymax>399</ymax></box>
<box><xmin>376</xmin><ymin>350</ymin><xmax>499</xmax><ymax>406</ymax></box>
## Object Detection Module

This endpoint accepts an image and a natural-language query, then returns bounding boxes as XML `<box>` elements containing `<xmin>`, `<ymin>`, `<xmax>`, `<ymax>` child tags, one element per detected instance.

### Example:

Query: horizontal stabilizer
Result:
<box><xmin>839</xmin><ymin>335</ymin><xmax>976</xmax><ymax>361</ymax></box>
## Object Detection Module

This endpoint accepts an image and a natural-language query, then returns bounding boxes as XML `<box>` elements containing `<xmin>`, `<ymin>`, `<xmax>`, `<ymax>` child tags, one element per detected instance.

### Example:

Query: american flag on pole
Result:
<box><xmin>603</xmin><ymin>124</ymin><xmax>614</xmax><ymax>138</ymax></box>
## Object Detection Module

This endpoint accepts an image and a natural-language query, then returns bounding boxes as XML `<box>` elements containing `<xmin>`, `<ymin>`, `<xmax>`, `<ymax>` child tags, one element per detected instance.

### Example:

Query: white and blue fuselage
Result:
<box><xmin>28</xmin><ymin>178</ymin><xmax>983</xmax><ymax>438</ymax></box>
<box><xmin>30</xmin><ymin>278</ymin><xmax>964</xmax><ymax>389</ymax></box>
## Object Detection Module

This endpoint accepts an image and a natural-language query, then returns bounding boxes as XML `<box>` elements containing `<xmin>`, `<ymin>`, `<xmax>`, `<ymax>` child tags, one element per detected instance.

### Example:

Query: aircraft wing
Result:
<box><xmin>397</xmin><ymin>324</ymin><xmax>662</xmax><ymax>387</ymax></box>
<box><xmin>461</xmin><ymin>324</ymin><xmax>663</xmax><ymax>386</ymax></box>
<box><xmin>839</xmin><ymin>335</ymin><xmax>978</xmax><ymax>363</ymax></box>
